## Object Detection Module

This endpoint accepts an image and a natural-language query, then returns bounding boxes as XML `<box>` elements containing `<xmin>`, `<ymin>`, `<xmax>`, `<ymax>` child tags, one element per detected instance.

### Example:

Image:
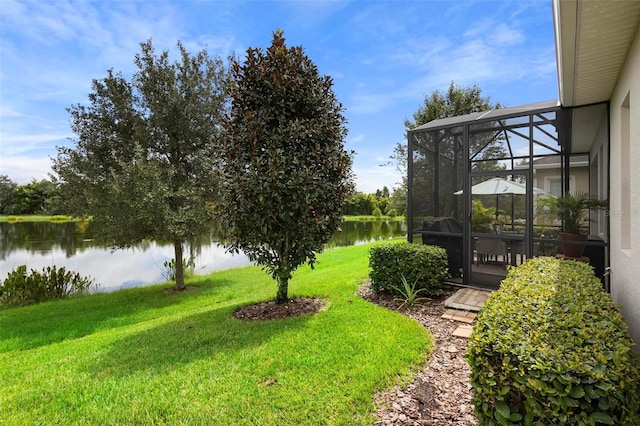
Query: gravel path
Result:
<box><xmin>358</xmin><ymin>283</ymin><xmax>479</xmax><ymax>425</ymax></box>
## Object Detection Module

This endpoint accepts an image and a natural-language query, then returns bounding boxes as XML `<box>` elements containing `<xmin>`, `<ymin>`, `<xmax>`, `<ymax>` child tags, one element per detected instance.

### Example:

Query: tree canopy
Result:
<box><xmin>0</xmin><ymin>176</ymin><xmax>61</xmax><ymax>215</ymax></box>
<box><xmin>219</xmin><ymin>30</ymin><xmax>353</xmax><ymax>303</ymax></box>
<box><xmin>344</xmin><ymin>189</ymin><xmax>391</xmax><ymax>216</ymax></box>
<box><xmin>404</xmin><ymin>81</ymin><xmax>500</xmax><ymax>130</ymax></box>
<box><xmin>52</xmin><ymin>40</ymin><xmax>228</xmax><ymax>290</ymax></box>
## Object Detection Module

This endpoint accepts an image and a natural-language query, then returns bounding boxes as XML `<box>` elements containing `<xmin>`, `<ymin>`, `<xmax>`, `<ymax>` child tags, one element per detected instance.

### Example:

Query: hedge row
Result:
<box><xmin>466</xmin><ymin>257</ymin><xmax>640</xmax><ymax>425</ymax></box>
<box><xmin>369</xmin><ymin>241</ymin><xmax>448</xmax><ymax>298</ymax></box>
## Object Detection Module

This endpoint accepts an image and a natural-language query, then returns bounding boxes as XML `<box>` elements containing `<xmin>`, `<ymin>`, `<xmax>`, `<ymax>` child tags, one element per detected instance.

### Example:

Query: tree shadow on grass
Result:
<box><xmin>87</xmin><ymin>300</ymin><xmax>314</xmax><ymax>379</ymax></box>
<box><xmin>0</xmin><ymin>277</ymin><xmax>233</xmax><ymax>353</ymax></box>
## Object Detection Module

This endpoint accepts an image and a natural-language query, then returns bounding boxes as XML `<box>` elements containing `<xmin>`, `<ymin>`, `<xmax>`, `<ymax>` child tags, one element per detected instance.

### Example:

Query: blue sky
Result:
<box><xmin>0</xmin><ymin>0</ymin><xmax>558</xmax><ymax>193</ymax></box>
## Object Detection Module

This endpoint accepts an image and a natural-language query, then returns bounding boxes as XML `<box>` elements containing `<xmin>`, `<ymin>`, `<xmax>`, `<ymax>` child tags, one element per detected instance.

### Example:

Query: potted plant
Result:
<box><xmin>537</xmin><ymin>191</ymin><xmax>608</xmax><ymax>258</ymax></box>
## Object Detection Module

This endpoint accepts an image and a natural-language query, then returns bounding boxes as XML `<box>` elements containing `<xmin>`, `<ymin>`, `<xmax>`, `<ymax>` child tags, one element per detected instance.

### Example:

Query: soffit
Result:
<box><xmin>555</xmin><ymin>0</ymin><xmax>640</xmax><ymax>107</ymax></box>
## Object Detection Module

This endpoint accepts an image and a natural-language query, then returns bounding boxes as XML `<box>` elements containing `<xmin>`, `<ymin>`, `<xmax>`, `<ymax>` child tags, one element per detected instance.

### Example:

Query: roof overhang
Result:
<box><xmin>553</xmin><ymin>0</ymin><xmax>640</xmax><ymax>107</ymax></box>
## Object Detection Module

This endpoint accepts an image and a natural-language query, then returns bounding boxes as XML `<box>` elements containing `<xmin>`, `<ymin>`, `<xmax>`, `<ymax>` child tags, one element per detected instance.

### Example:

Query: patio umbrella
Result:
<box><xmin>454</xmin><ymin>177</ymin><xmax>546</xmax><ymax>227</ymax></box>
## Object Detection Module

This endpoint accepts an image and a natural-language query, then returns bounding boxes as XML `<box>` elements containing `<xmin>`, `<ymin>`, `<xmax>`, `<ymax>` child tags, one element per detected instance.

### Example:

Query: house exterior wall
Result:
<box><xmin>608</xmin><ymin>26</ymin><xmax>640</xmax><ymax>350</ymax></box>
<box><xmin>533</xmin><ymin>166</ymin><xmax>589</xmax><ymax>195</ymax></box>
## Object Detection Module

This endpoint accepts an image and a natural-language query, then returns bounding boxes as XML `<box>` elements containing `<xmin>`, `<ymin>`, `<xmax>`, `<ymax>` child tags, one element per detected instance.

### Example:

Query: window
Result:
<box><xmin>547</xmin><ymin>176</ymin><xmax>574</xmax><ymax>196</ymax></box>
<box><xmin>548</xmin><ymin>178</ymin><xmax>562</xmax><ymax>197</ymax></box>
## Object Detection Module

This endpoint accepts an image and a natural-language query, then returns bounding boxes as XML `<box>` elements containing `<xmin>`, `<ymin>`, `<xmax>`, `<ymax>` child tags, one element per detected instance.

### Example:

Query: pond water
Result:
<box><xmin>0</xmin><ymin>220</ymin><xmax>406</xmax><ymax>292</ymax></box>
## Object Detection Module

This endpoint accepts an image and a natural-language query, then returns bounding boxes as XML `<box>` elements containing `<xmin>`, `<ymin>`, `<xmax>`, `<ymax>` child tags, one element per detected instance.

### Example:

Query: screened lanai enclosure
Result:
<box><xmin>407</xmin><ymin>100</ymin><xmax>609</xmax><ymax>289</ymax></box>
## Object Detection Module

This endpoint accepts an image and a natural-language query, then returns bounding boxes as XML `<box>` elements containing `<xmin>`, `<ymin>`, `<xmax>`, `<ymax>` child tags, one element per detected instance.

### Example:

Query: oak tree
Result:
<box><xmin>53</xmin><ymin>40</ymin><xmax>227</xmax><ymax>290</ymax></box>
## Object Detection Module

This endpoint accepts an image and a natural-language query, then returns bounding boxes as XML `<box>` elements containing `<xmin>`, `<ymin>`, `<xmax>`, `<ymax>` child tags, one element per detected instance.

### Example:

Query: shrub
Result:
<box><xmin>466</xmin><ymin>257</ymin><xmax>640</xmax><ymax>425</ymax></box>
<box><xmin>0</xmin><ymin>265</ymin><xmax>94</xmax><ymax>308</ymax></box>
<box><xmin>163</xmin><ymin>256</ymin><xmax>196</xmax><ymax>282</ymax></box>
<box><xmin>372</xmin><ymin>207</ymin><xmax>382</xmax><ymax>217</ymax></box>
<box><xmin>369</xmin><ymin>242</ymin><xmax>448</xmax><ymax>297</ymax></box>
<box><xmin>387</xmin><ymin>208</ymin><xmax>397</xmax><ymax>218</ymax></box>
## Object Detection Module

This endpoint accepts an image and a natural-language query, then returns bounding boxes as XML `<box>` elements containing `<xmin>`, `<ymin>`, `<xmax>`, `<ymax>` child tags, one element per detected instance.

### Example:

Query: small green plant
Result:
<box><xmin>386</xmin><ymin>208</ymin><xmax>397</xmax><ymax>218</ymax></box>
<box><xmin>390</xmin><ymin>274</ymin><xmax>429</xmax><ymax>310</ymax></box>
<box><xmin>471</xmin><ymin>200</ymin><xmax>502</xmax><ymax>232</ymax></box>
<box><xmin>163</xmin><ymin>256</ymin><xmax>196</xmax><ymax>282</ymax></box>
<box><xmin>372</xmin><ymin>207</ymin><xmax>382</xmax><ymax>217</ymax></box>
<box><xmin>0</xmin><ymin>265</ymin><xmax>94</xmax><ymax>308</ymax></box>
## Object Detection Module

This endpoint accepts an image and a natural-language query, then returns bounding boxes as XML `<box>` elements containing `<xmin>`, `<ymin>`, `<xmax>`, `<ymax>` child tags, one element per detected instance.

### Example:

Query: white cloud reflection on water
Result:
<box><xmin>0</xmin><ymin>242</ymin><xmax>251</xmax><ymax>293</ymax></box>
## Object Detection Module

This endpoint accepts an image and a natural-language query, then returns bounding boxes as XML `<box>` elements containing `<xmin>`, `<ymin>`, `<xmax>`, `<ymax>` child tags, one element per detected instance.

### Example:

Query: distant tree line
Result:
<box><xmin>1</xmin><ymin>173</ymin><xmax>407</xmax><ymax>219</ymax></box>
<box><xmin>344</xmin><ymin>186</ymin><xmax>406</xmax><ymax>217</ymax></box>
<box><xmin>0</xmin><ymin>175</ymin><xmax>62</xmax><ymax>215</ymax></box>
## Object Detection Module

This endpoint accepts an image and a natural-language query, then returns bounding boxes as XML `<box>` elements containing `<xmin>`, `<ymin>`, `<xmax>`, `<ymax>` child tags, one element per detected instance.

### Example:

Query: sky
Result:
<box><xmin>0</xmin><ymin>0</ymin><xmax>559</xmax><ymax>193</ymax></box>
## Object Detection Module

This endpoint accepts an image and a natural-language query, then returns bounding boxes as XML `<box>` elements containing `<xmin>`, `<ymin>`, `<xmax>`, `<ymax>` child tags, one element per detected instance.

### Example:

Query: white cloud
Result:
<box><xmin>348</xmin><ymin>134</ymin><xmax>365</xmax><ymax>144</ymax></box>
<box><xmin>0</xmin><ymin>155</ymin><xmax>54</xmax><ymax>184</ymax></box>
<box><xmin>0</xmin><ymin>0</ymin><xmax>242</xmax><ymax>186</ymax></box>
<box><xmin>352</xmin><ymin>164</ymin><xmax>402</xmax><ymax>193</ymax></box>
<box><xmin>463</xmin><ymin>19</ymin><xmax>526</xmax><ymax>46</ymax></box>
<box><xmin>0</xmin><ymin>133</ymin><xmax>71</xmax><ymax>156</ymax></box>
<box><xmin>388</xmin><ymin>37</ymin><xmax>453</xmax><ymax>67</ymax></box>
<box><xmin>489</xmin><ymin>24</ymin><xmax>526</xmax><ymax>47</ymax></box>
<box><xmin>182</xmin><ymin>35</ymin><xmax>242</xmax><ymax>60</ymax></box>
<box><xmin>285</xmin><ymin>0</ymin><xmax>353</xmax><ymax>28</ymax></box>
<box><xmin>340</xmin><ymin>9</ymin><xmax>554</xmax><ymax>117</ymax></box>
<box><xmin>0</xmin><ymin>107</ymin><xmax>22</xmax><ymax>117</ymax></box>
<box><xmin>348</xmin><ymin>93</ymin><xmax>394</xmax><ymax>115</ymax></box>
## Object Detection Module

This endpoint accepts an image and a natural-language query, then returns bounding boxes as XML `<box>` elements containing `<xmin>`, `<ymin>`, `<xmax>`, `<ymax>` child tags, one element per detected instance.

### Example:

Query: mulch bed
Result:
<box><xmin>233</xmin><ymin>297</ymin><xmax>326</xmax><ymax>321</ymax></box>
<box><xmin>358</xmin><ymin>283</ymin><xmax>478</xmax><ymax>425</ymax></box>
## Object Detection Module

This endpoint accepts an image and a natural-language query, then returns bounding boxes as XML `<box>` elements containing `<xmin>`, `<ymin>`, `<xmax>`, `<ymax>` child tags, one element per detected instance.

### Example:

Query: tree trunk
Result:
<box><xmin>275</xmin><ymin>272</ymin><xmax>289</xmax><ymax>304</ymax></box>
<box><xmin>275</xmin><ymin>241</ymin><xmax>291</xmax><ymax>304</ymax></box>
<box><xmin>174</xmin><ymin>241</ymin><xmax>185</xmax><ymax>290</ymax></box>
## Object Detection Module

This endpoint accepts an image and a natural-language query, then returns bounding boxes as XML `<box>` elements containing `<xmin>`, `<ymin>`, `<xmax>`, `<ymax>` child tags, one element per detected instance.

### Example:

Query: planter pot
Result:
<box><xmin>559</xmin><ymin>232</ymin><xmax>588</xmax><ymax>259</ymax></box>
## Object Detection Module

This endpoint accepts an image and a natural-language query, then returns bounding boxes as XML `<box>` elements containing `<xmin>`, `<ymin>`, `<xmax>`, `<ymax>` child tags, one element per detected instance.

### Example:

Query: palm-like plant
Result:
<box><xmin>471</xmin><ymin>200</ymin><xmax>497</xmax><ymax>232</ymax></box>
<box><xmin>390</xmin><ymin>275</ymin><xmax>429</xmax><ymax>310</ymax></box>
<box><xmin>537</xmin><ymin>191</ymin><xmax>608</xmax><ymax>234</ymax></box>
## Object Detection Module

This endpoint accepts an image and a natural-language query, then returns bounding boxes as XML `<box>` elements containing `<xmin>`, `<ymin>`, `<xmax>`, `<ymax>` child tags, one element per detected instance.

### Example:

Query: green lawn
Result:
<box><xmin>342</xmin><ymin>215</ymin><xmax>405</xmax><ymax>222</ymax></box>
<box><xmin>0</xmin><ymin>214</ymin><xmax>76</xmax><ymax>223</ymax></box>
<box><xmin>0</xmin><ymin>243</ymin><xmax>431</xmax><ymax>425</ymax></box>
<box><xmin>0</xmin><ymin>215</ymin><xmax>402</xmax><ymax>223</ymax></box>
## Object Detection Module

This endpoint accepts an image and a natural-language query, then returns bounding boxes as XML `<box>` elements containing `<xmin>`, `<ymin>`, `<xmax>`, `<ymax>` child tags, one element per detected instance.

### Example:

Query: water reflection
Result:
<box><xmin>0</xmin><ymin>220</ymin><xmax>405</xmax><ymax>292</ymax></box>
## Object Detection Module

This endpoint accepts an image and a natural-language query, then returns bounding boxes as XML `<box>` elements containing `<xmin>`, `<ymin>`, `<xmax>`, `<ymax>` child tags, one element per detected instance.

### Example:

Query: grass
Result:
<box><xmin>2</xmin><ymin>215</ymin><xmax>401</xmax><ymax>223</ymax></box>
<box><xmin>342</xmin><ymin>215</ymin><xmax>406</xmax><ymax>222</ymax></box>
<box><xmin>0</xmin><ymin>214</ymin><xmax>77</xmax><ymax>223</ymax></box>
<box><xmin>0</xmin><ymin>242</ymin><xmax>431</xmax><ymax>425</ymax></box>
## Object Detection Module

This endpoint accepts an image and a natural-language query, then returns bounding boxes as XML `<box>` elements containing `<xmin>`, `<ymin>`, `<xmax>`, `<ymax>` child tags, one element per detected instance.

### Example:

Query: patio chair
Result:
<box><xmin>475</xmin><ymin>237</ymin><xmax>507</xmax><ymax>266</ymax></box>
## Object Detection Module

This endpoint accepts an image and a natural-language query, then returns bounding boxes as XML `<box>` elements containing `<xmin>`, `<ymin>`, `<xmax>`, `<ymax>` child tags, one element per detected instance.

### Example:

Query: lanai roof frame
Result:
<box><xmin>410</xmin><ymin>99</ymin><xmax>561</xmax><ymax>134</ymax></box>
<box><xmin>408</xmin><ymin>99</ymin><xmax>565</xmax><ymax>173</ymax></box>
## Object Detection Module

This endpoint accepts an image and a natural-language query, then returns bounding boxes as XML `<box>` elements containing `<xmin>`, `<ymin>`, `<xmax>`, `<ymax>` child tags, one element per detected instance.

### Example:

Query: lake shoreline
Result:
<box><xmin>1</xmin><ymin>219</ymin><xmax>407</xmax><ymax>292</ymax></box>
<box><xmin>1</xmin><ymin>214</ymin><xmax>406</xmax><ymax>223</ymax></box>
